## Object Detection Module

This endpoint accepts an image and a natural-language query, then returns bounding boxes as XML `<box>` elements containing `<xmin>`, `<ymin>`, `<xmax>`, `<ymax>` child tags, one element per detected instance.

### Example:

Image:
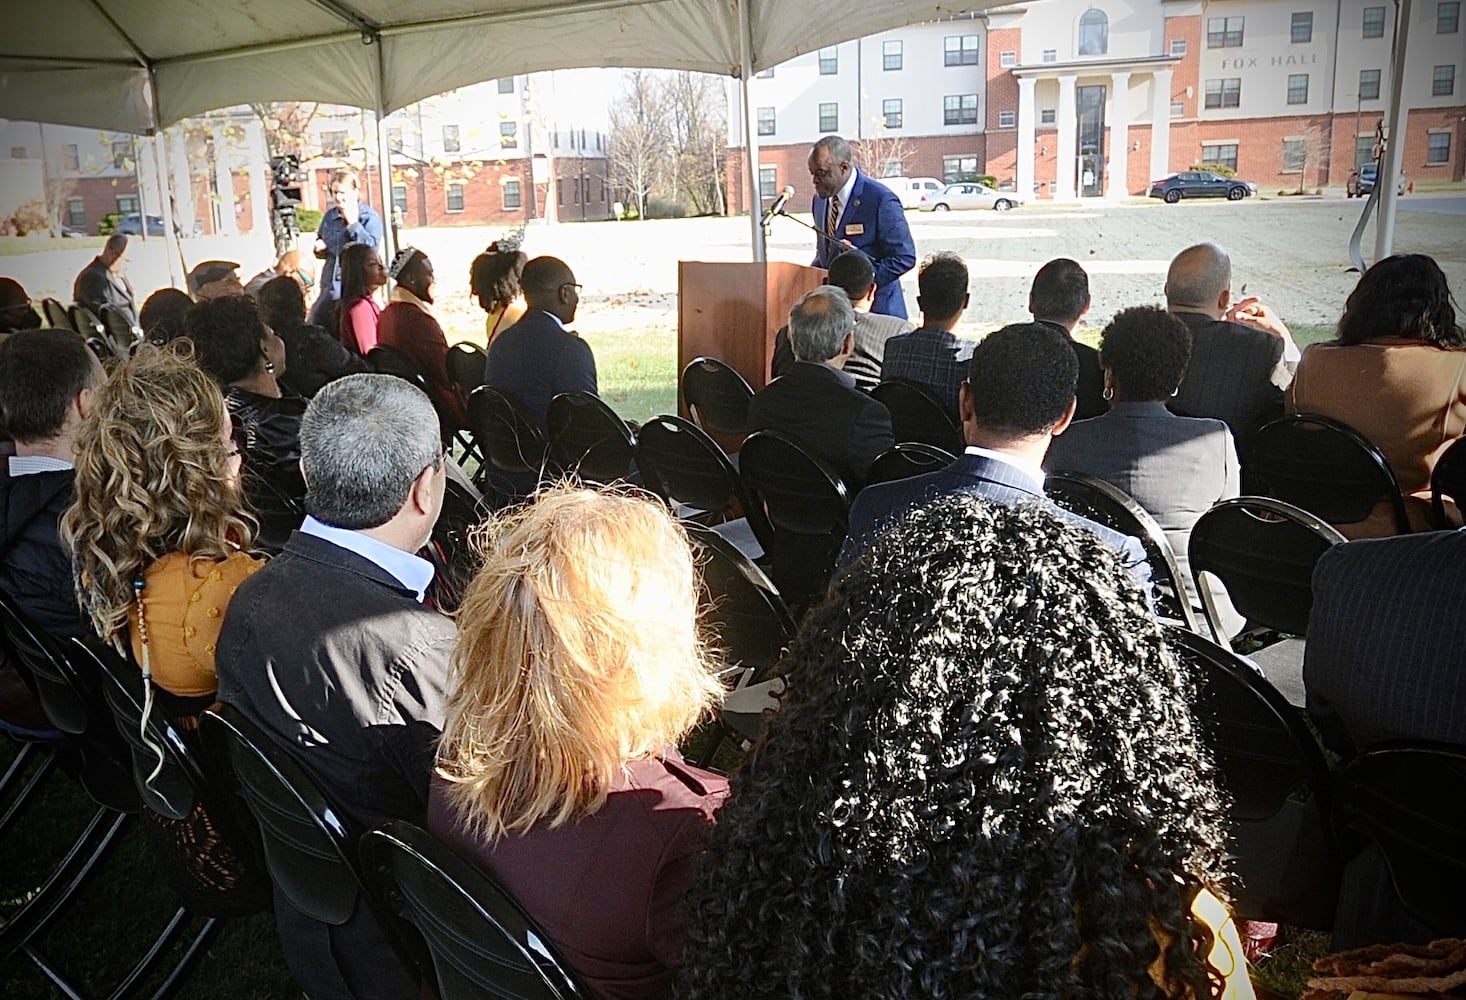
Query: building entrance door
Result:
<box><xmin>1077</xmin><ymin>84</ymin><xmax>1107</xmax><ymax>197</ymax></box>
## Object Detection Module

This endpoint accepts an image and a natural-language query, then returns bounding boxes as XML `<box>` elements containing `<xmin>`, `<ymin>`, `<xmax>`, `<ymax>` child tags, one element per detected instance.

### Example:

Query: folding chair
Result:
<box><xmin>865</xmin><ymin>442</ymin><xmax>955</xmax><ymax>486</ymax></box>
<box><xmin>869</xmin><ymin>379</ymin><xmax>963</xmax><ymax>453</ymax></box>
<box><xmin>681</xmin><ymin>357</ymin><xmax>754</xmax><ymax>436</ymax></box>
<box><xmin>635</xmin><ymin>415</ymin><xmax>772</xmax><ymax>554</ymax></box>
<box><xmin>546</xmin><ymin>391</ymin><xmax>635</xmax><ymax>485</ymax></box>
<box><xmin>367</xmin><ymin>345</ymin><xmax>429</xmax><ymax>391</ymax></box>
<box><xmin>445</xmin><ymin>343</ymin><xmax>488</xmax><ymax>464</ymax></box>
<box><xmin>1429</xmin><ymin>435</ymin><xmax>1466</xmax><ymax>530</ymax></box>
<box><xmin>98</xmin><ymin>305</ymin><xmax>140</xmax><ymax>356</ymax></box>
<box><xmin>40</xmin><ymin>298</ymin><xmax>72</xmax><ymax>331</ymax></box>
<box><xmin>467</xmin><ymin>386</ymin><xmax>553</xmax><ymax>497</ymax></box>
<box><xmin>422</xmin><ymin>477</ymin><xmax>493</xmax><ymax>613</ymax></box>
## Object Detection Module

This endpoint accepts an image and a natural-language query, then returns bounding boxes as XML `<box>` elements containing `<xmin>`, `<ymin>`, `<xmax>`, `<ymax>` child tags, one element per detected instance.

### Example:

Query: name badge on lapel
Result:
<box><xmin>846</xmin><ymin>223</ymin><xmax>865</xmax><ymax>236</ymax></box>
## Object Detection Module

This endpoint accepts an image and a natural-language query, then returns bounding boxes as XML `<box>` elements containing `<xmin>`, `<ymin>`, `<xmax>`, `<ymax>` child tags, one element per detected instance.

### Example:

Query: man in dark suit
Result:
<box><xmin>880</xmin><ymin>252</ymin><xmax>977</xmax><ymax>418</ymax></box>
<box><xmin>808</xmin><ymin>135</ymin><xmax>916</xmax><ymax>319</ymax></box>
<box><xmin>843</xmin><ymin>322</ymin><xmax>1153</xmax><ymax>597</ymax></box>
<box><xmin>483</xmin><ymin>255</ymin><xmax>596</xmax><ymax>435</ymax></box>
<box><xmin>72</xmin><ymin>234</ymin><xmax>137</xmax><ymax>327</ymax></box>
<box><xmin>1165</xmin><ymin>242</ymin><xmax>1299</xmax><ymax>456</ymax></box>
<box><xmin>748</xmin><ymin>286</ymin><xmax>893</xmax><ymax>491</ymax></box>
<box><xmin>1030</xmin><ymin>258</ymin><xmax>1105</xmax><ymax>420</ymax></box>
<box><xmin>216</xmin><ymin>374</ymin><xmax>452</xmax><ymax>1000</ymax></box>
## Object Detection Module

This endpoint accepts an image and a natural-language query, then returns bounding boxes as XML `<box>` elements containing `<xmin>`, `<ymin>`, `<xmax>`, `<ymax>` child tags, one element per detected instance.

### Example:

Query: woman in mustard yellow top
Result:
<box><xmin>470</xmin><ymin>241</ymin><xmax>527</xmax><ymax>348</ymax></box>
<box><xmin>64</xmin><ymin>346</ymin><xmax>262</xmax><ymax>702</ymax></box>
<box><xmin>679</xmin><ymin>497</ymin><xmax>1254</xmax><ymax>1000</ymax></box>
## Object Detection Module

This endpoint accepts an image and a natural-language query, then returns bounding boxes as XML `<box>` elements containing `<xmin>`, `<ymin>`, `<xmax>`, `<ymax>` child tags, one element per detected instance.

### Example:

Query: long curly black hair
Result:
<box><xmin>677</xmin><ymin>496</ymin><xmax>1233</xmax><ymax>1000</ymax></box>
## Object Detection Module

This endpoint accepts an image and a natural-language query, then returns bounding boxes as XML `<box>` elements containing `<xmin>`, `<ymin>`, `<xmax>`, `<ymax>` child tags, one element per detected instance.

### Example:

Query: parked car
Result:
<box><xmin>1148</xmin><ymin>171</ymin><xmax>1257</xmax><ymax>203</ymax></box>
<box><xmin>1346</xmin><ymin>162</ymin><xmax>1406</xmax><ymax>198</ymax></box>
<box><xmin>919</xmin><ymin>183</ymin><xmax>1023</xmax><ymax>212</ymax></box>
<box><xmin>114</xmin><ymin>213</ymin><xmax>166</xmax><ymax>237</ymax></box>
<box><xmin>884</xmin><ymin>176</ymin><xmax>946</xmax><ymax>209</ymax></box>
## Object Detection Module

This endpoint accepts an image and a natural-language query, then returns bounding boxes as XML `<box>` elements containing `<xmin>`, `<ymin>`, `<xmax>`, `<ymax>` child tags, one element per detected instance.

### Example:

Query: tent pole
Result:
<box><xmin>736</xmin><ymin>0</ymin><xmax>764</xmax><ymax>262</ymax></box>
<box><xmin>147</xmin><ymin>68</ymin><xmax>184</xmax><ymax>289</ymax></box>
<box><xmin>373</xmin><ymin>33</ymin><xmax>398</xmax><ymax>263</ymax></box>
<box><xmin>1374</xmin><ymin>0</ymin><xmax>1411</xmax><ymax>260</ymax></box>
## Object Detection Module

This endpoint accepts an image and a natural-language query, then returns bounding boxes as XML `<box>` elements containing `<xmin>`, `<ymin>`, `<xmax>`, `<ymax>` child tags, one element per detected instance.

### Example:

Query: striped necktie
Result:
<box><xmin>827</xmin><ymin>193</ymin><xmax>840</xmax><ymax>237</ymax></box>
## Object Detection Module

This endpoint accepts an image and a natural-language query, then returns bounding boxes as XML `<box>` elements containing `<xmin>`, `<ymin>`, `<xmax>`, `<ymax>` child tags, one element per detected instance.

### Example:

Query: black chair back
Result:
<box><xmin>865</xmin><ymin>442</ymin><xmax>955</xmax><ymax>486</ymax></box>
<box><xmin>467</xmin><ymin>386</ymin><xmax>551</xmax><ymax>479</ymax></box>
<box><xmin>1430</xmin><ymin>435</ymin><xmax>1466</xmax><ymax>530</ymax></box>
<box><xmin>98</xmin><ymin>304</ymin><xmax>139</xmax><ymax>355</ymax></box>
<box><xmin>422</xmin><ymin>477</ymin><xmax>491</xmax><ymax>613</ymax></box>
<box><xmin>738</xmin><ymin>430</ymin><xmax>850</xmax><ymax>610</ymax></box>
<box><xmin>546</xmin><ymin>391</ymin><xmax>635</xmax><ymax>485</ymax></box>
<box><xmin>681</xmin><ymin>357</ymin><xmax>754</xmax><ymax>435</ymax></box>
<box><xmin>869</xmin><ymin>379</ymin><xmax>962</xmax><ymax>453</ymax></box>
<box><xmin>1334</xmin><ymin>743</ymin><xmax>1466</xmax><ymax>936</ymax></box>
<box><xmin>446</xmin><ymin>342</ymin><xmax>487</xmax><ymax>401</ymax></box>
<box><xmin>1046</xmin><ymin>472</ymin><xmax>1199</xmax><ymax>631</ymax></box>
<box><xmin>685</xmin><ymin>523</ymin><xmax>793</xmax><ymax>685</ymax></box>
<box><xmin>1188</xmin><ymin>496</ymin><xmax>1344</xmax><ymax>643</ymax></box>
<box><xmin>41</xmin><ymin>297</ymin><xmax>72</xmax><ymax>330</ymax></box>
<box><xmin>368</xmin><ymin>345</ymin><xmax>429</xmax><ymax>391</ymax></box>
<box><xmin>1168</xmin><ymin>626</ymin><xmax>1338</xmax><ymax>929</ymax></box>
<box><xmin>68</xmin><ymin>303</ymin><xmax>104</xmax><ymax>339</ymax></box>
<box><xmin>635</xmin><ymin>415</ymin><xmax>772</xmax><ymax>551</ymax></box>
<box><xmin>360</xmin><ymin>820</ymin><xmax>586</xmax><ymax>1000</ymax></box>
<box><xmin>1246</xmin><ymin>414</ymin><xmax>1410</xmax><ymax>535</ymax></box>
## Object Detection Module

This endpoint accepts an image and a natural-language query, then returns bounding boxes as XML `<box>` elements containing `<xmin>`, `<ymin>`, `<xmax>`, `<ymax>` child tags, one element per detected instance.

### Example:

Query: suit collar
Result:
<box><xmin>788</xmin><ymin>360</ymin><xmax>856</xmax><ymax>388</ymax></box>
<box><xmin>945</xmin><ymin>452</ymin><xmax>1045</xmax><ymax>499</ymax></box>
<box><xmin>280</xmin><ymin>529</ymin><xmax>426</xmax><ymax>600</ymax></box>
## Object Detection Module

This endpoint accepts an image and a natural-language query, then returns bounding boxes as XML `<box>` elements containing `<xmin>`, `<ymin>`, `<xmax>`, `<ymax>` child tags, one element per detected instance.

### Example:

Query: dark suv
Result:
<box><xmin>1148</xmin><ymin>171</ymin><xmax>1257</xmax><ymax>203</ymax></box>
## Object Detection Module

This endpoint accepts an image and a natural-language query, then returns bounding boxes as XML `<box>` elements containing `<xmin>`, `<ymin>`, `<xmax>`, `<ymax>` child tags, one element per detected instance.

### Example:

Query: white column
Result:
<box><xmin>169</xmin><ymin>126</ymin><xmax>195</xmax><ymax>237</ymax></box>
<box><xmin>1150</xmin><ymin>68</ymin><xmax>1173</xmax><ymax>184</ymax></box>
<box><xmin>1016</xmin><ymin>77</ymin><xmax>1037</xmax><ymax>200</ymax></box>
<box><xmin>211</xmin><ymin>126</ymin><xmax>238</xmax><ymax>236</ymax></box>
<box><xmin>1056</xmin><ymin>75</ymin><xmax>1078</xmax><ymax>201</ymax></box>
<box><xmin>1109</xmin><ymin>71</ymin><xmax>1131</xmax><ymax>199</ymax></box>
<box><xmin>245</xmin><ymin>120</ymin><xmax>271</xmax><ymax>238</ymax></box>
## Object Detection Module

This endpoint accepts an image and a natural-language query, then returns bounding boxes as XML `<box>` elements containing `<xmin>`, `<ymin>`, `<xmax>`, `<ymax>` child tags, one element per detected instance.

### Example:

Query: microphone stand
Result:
<box><xmin>767</xmin><ymin>209</ymin><xmax>873</xmax><ymax>264</ymax></box>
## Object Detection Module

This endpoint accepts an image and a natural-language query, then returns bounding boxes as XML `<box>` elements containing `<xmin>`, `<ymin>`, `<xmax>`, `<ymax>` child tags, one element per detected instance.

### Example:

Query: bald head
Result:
<box><xmin>521</xmin><ymin>256</ymin><xmax>579</xmax><ymax>324</ymax></box>
<box><xmin>1165</xmin><ymin>243</ymin><xmax>1232</xmax><ymax>319</ymax></box>
<box><xmin>102</xmin><ymin>234</ymin><xmax>129</xmax><ymax>267</ymax></box>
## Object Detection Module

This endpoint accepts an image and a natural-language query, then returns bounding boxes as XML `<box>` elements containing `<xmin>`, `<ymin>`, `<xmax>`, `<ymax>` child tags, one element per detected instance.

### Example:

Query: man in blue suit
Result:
<box><xmin>808</xmin><ymin>136</ymin><xmax>916</xmax><ymax>319</ymax></box>
<box><xmin>841</xmin><ymin>322</ymin><xmax>1153</xmax><ymax>598</ymax></box>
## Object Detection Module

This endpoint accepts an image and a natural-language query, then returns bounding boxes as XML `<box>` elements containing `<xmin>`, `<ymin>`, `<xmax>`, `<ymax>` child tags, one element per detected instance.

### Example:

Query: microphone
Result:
<box><xmin>762</xmin><ymin>185</ymin><xmax>795</xmax><ymax>222</ymax></box>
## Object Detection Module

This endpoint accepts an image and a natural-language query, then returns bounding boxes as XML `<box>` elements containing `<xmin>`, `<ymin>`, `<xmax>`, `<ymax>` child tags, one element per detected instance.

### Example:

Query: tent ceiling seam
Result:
<box><xmin>377</xmin><ymin>0</ymin><xmax>674</xmax><ymax>38</ymax></box>
<box><xmin>82</xmin><ymin>0</ymin><xmax>152</xmax><ymax>68</ymax></box>
<box><xmin>303</xmin><ymin>0</ymin><xmax>382</xmax><ymax>37</ymax></box>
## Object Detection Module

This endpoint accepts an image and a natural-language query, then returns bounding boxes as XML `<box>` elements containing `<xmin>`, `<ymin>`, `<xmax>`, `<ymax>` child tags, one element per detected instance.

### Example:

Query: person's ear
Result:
<box><xmin>1051</xmin><ymin>397</ymin><xmax>1079</xmax><ymax>437</ymax></box>
<box><xmin>1217</xmin><ymin>287</ymin><xmax>1231</xmax><ymax>313</ymax></box>
<box><xmin>410</xmin><ymin>464</ymin><xmax>437</xmax><ymax>515</ymax></box>
<box><xmin>1079</xmin><ymin>295</ymin><xmax>1092</xmax><ymax>319</ymax></box>
<box><xmin>962</xmin><ymin>292</ymin><xmax>971</xmax><ymax>309</ymax></box>
<box><xmin>74</xmin><ymin>386</ymin><xmax>94</xmax><ymax>421</ymax></box>
<box><xmin>959</xmin><ymin>380</ymin><xmax>976</xmax><ymax>425</ymax></box>
<box><xmin>841</xmin><ymin>331</ymin><xmax>855</xmax><ymax>356</ymax></box>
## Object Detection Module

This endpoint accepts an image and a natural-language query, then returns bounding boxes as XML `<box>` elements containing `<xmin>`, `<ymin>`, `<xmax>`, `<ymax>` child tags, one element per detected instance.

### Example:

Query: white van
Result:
<box><xmin>883</xmin><ymin>176</ymin><xmax>945</xmax><ymax>210</ymax></box>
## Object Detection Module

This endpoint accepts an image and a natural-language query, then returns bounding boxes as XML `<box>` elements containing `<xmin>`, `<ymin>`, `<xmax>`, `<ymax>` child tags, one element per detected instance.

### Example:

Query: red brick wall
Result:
<box><xmin>1165</xmin><ymin>15</ymin><xmax>1203</xmax><ymax>121</ymax></box>
<box><xmin>63</xmin><ymin>176</ymin><xmax>140</xmax><ymax>234</ymax></box>
<box><xmin>1402</xmin><ymin>107</ymin><xmax>1465</xmax><ymax>183</ymax></box>
<box><xmin>984</xmin><ymin>27</ymin><xmax>1022</xmax><ymax>186</ymax></box>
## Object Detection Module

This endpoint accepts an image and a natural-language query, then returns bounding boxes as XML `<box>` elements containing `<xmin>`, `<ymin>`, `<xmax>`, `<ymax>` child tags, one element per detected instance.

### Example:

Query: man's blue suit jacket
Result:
<box><xmin>839</xmin><ymin>452</ymin><xmax>1154</xmax><ymax>597</ymax></box>
<box><xmin>812</xmin><ymin>171</ymin><xmax>917</xmax><ymax>319</ymax></box>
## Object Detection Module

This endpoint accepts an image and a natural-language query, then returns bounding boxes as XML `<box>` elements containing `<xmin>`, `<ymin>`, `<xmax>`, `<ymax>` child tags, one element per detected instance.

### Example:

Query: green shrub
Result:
<box><xmin>294</xmin><ymin>207</ymin><xmax>322</xmax><ymax>231</ymax></box>
<box><xmin>644</xmin><ymin>196</ymin><xmax>688</xmax><ymax>220</ymax></box>
<box><xmin>98</xmin><ymin>212</ymin><xmax>123</xmax><ymax>236</ymax></box>
<box><xmin>1192</xmin><ymin>162</ymin><xmax>1237</xmax><ymax>177</ymax></box>
<box><xmin>976</xmin><ymin>174</ymin><xmax>998</xmax><ymax>188</ymax></box>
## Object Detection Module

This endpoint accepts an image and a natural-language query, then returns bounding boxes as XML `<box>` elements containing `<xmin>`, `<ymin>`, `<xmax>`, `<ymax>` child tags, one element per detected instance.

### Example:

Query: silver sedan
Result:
<box><xmin>919</xmin><ymin>183</ymin><xmax>1024</xmax><ymax>212</ymax></box>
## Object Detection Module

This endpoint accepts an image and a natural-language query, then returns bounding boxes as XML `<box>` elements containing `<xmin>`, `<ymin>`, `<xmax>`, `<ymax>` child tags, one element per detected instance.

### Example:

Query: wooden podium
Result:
<box><xmin>677</xmin><ymin>260</ymin><xmax>826</xmax><ymax>394</ymax></box>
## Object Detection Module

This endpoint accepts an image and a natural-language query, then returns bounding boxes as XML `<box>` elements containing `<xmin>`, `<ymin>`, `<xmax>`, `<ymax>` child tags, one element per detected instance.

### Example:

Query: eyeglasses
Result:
<box><xmin>560</xmin><ymin>282</ymin><xmax>583</xmax><ymax>292</ymax></box>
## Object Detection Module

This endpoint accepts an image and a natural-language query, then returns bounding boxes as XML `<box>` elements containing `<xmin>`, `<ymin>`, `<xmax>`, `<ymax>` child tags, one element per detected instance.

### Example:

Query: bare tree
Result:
<box><xmin>249</xmin><ymin>102</ymin><xmax>321</xmax><ymax>162</ymax></box>
<box><xmin>661</xmin><ymin>71</ymin><xmax>726</xmax><ymax>215</ymax></box>
<box><xmin>853</xmin><ymin>125</ymin><xmax>914</xmax><ymax>180</ymax></box>
<box><xmin>607</xmin><ymin>69</ymin><xmax>667</xmax><ymax>219</ymax></box>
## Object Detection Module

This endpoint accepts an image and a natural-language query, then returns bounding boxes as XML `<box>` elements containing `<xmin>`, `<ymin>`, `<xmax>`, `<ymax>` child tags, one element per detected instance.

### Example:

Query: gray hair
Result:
<box><xmin>1165</xmin><ymin>242</ymin><xmax>1231</xmax><ymax>311</ymax></box>
<box><xmin>300</xmin><ymin>374</ymin><xmax>442</xmax><ymax>529</ymax></box>
<box><xmin>812</xmin><ymin>134</ymin><xmax>852</xmax><ymax>165</ymax></box>
<box><xmin>789</xmin><ymin>286</ymin><xmax>855</xmax><ymax>363</ymax></box>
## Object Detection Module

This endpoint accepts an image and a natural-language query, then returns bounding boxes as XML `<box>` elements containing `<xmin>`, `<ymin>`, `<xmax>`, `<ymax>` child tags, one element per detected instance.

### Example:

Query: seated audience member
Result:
<box><xmin>188</xmin><ymin>260</ymin><xmax>245</xmax><ymax>301</ymax></box>
<box><xmin>1288</xmin><ymin>253</ymin><xmax>1464</xmax><ymax>536</ymax></box>
<box><xmin>216</xmin><ymin>374</ymin><xmax>452</xmax><ymax>1000</ymax></box>
<box><xmin>470</xmin><ymin>240</ymin><xmax>528</xmax><ymax>347</ymax></box>
<box><xmin>1166</xmin><ymin>242</ymin><xmax>1298</xmax><ymax>456</ymax></box>
<box><xmin>256</xmin><ymin>275</ymin><xmax>366</xmax><ymax>398</ymax></box>
<box><xmin>184</xmin><ymin>296</ymin><xmax>307</xmax><ymax>503</ymax></box>
<box><xmin>1305</xmin><ymin>528</ymin><xmax>1466</xmax><ymax>948</ymax></box>
<box><xmin>1030</xmin><ymin>257</ymin><xmax>1105</xmax><ymax>419</ymax></box>
<box><xmin>63</xmin><ymin>347</ymin><xmax>261</xmax><ymax>701</ymax></box>
<box><xmin>73</xmin><ymin>234</ymin><xmax>137</xmax><ymax>326</ymax></box>
<box><xmin>880</xmin><ymin>252</ymin><xmax>976</xmax><ymax>417</ymax></box>
<box><xmin>431</xmin><ymin>486</ymin><xmax>726</xmax><ymax>998</ymax></box>
<box><xmin>139</xmin><ymin>288</ymin><xmax>194</xmax><ymax>346</ymax></box>
<box><xmin>843</xmin><ymin>322</ymin><xmax>1152</xmax><ymax>594</ymax></box>
<box><xmin>0</xmin><ymin>278</ymin><xmax>42</xmax><ymax>333</ymax></box>
<box><xmin>748</xmin><ymin>287</ymin><xmax>893</xmax><ymax>490</ymax></box>
<box><xmin>377</xmin><ymin>247</ymin><xmax>466</xmax><ymax>435</ymax></box>
<box><xmin>483</xmin><ymin>255</ymin><xmax>596</xmax><ymax>435</ymax></box>
<box><xmin>244</xmin><ymin>249</ymin><xmax>312</xmax><ymax>299</ymax></box>
<box><xmin>1045</xmin><ymin>306</ymin><xmax>1238</xmax><ymax>618</ymax></box>
<box><xmin>337</xmin><ymin>243</ymin><xmax>388</xmax><ymax>355</ymax></box>
<box><xmin>678</xmin><ymin>497</ymin><xmax>1252</xmax><ymax>1000</ymax></box>
<box><xmin>0</xmin><ymin>331</ymin><xmax>103</xmax><ymax>637</ymax></box>
<box><xmin>772</xmin><ymin>251</ymin><xmax>915</xmax><ymax>389</ymax></box>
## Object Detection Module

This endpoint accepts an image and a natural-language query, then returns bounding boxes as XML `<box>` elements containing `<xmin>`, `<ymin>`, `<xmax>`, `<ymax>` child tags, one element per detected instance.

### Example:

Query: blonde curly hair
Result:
<box><xmin>62</xmin><ymin>345</ymin><xmax>255</xmax><ymax>644</ymax></box>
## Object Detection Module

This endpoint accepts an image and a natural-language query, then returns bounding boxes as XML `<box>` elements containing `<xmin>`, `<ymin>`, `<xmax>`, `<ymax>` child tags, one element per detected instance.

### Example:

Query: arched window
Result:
<box><xmin>1079</xmin><ymin>9</ymin><xmax>1109</xmax><ymax>55</ymax></box>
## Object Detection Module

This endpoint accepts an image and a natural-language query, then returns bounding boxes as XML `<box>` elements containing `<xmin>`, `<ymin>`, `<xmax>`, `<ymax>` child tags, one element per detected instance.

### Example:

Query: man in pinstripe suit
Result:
<box><xmin>1165</xmin><ymin>242</ymin><xmax>1299</xmax><ymax>457</ymax></box>
<box><xmin>841</xmin><ymin>322</ymin><xmax>1152</xmax><ymax>599</ymax></box>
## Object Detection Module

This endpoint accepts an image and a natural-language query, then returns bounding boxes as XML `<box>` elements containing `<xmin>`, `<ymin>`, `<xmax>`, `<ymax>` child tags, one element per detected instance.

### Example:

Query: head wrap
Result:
<box><xmin>389</xmin><ymin>246</ymin><xmax>422</xmax><ymax>280</ymax></box>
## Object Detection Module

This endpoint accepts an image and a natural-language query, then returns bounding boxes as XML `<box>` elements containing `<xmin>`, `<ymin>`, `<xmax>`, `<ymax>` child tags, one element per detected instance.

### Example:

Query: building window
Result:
<box><xmin>1043</xmin><ymin>49</ymin><xmax>1057</xmax><ymax>62</ymax></box>
<box><xmin>1170</xmin><ymin>38</ymin><xmax>1188</xmax><ymax>56</ymax></box>
<box><xmin>882</xmin><ymin>159</ymin><xmax>903</xmax><ymax>177</ymax></box>
<box><xmin>1363</xmin><ymin>6</ymin><xmax>1386</xmax><ymax>37</ymax></box>
<box><xmin>1291</xmin><ymin>11</ymin><xmax>1313</xmax><ymax>43</ymax></box>
<box><xmin>1356</xmin><ymin>135</ymin><xmax>1376</xmax><ymax>168</ymax></box>
<box><xmin>947</xmin><ymin>35</ymin><xmax>981</xmax><ymax>66</ymax></box>
<box><xmin>557</xmin><ymin>182</ymin><xmax>564</xmax><ymax>207</ymax></box>
<box><xmin>1287</xmin><ymin>73</ymin><xmax>1309</xmax><ymax>104</ymax></box>
<box><xmin>387</xmin><ymin>127</ymin><xmax>403</xmax><ymax>153</ymax></box>
<box><xmin>391</xmin><ymin>185</ymin><xmax>407</xmax><ymax>215</ymax></box>
<box><xmin>943</xmin><ymin>155</ymin><xmax>981</xmax><ymax>183</ymax></box>
<box><xmin>500</xmin><ymin>121</ymin><xmax>518</xmax><ymax>148</ymax></box>
<box><xmin>1078</xmin><ymin>9</ymin><xmax>1109</xmax><ymax>55</ymax></box>
<box><xmin>66</xmin><ymin>198</ymin><xmax>85</xmax><ymax>229</ymax></box>
<box><xmin>573</xmin><ymin>178</ymin><xmax>581</xmax><ymax>205</ymax></box>
<box><xmin>759</xmin><ymin>166</ymin><xmax>777</xmax><ymax>199</ymax></box>
<box><xmin>756</xmin><ymin>107</ymin><xmax>775</xmax><ymax>136</ymax></box>
<box><xmin>442</xmin><ymin>125</ymin><xmax>461</xmax><ymax>154</ymax></box>
<box><xmin>1205</xmin><ymin>78</ymin><xmax>1242</xmax><ymax>109</ymax></box>
<box><xmin>1427</xmin><ymin>131</ymin><xmax>1452</xmax><ymax>162</ymax></box>
<box><xmin>883</xmin><ymin>99</ymin><xmax>903</xmax><ymax>129</ymax></box>
<box><xmin>321</xmin><ymin>130</ymin><xmax>348</xmax><ymax>157</ymax></box>
<box><xmin>999</xmin><ymin>50</ymin><xmax>1017</xmax><ymax>68</ymax></box>
<box><xmin>1359</xmin><ymin>69</ymin><xmax>1382</xmax><ymax>100</ymax></box>
<box><xmin>9</xmin><ymin>146</ymin><xmax>25</xmax><ymax>159</ymax></box>
<box><xmin>1433</xmin><ymin>64</ymin><xmax>1456</xmax><ymax>95</ymax></box>
<box><xmin>497</xmin><ymin>77</ymin><xmax>514</xmax><ymax>94</ymax></box>
<box><xmin>1207</xmin><ymin>16</ymin><xmax>1245</xmax><ymax>47</ymax></box>
<box><xmin>756</xmin><ymin>67</ymin><xmax>774</xmax><ymax>79</ymax></box>
<box><xmin>445</xmin><ymin>183</ymin><xmax>464</xmax><ymax>212</ymax></box>
<box><xmin>1200</xmin><ymin>142</ymin><xmax>1239</xmax><ymax>171</ymax></box>
<box><xmin>503</xmin><ymin>178</ymin><xmax>521</xmax><ymax>209</ymax></box>
<box><xmin>999</xmin><ymin>110</ymin><xmax>1016</xmax><ymax>128</ymax></box>
<box><xmin>116</xmin><ymin>195</ymin><xmax>139</xmax><ymax>215</ymax></box>
<box><xmin>111</xmin><ymin>140</ymin><xmax>131</xmax><ymax>169</ymax></box>
<box><xmin>818</xmin><ymin>46</ymin><xmax>838</xmax><ymax>74</ymax></box>
<box><xmin>883</xmin><ymin>40</ymin><xmax>902</xmax><ymax>71</ymax></box>
<box><xmin>1439</xmin><ymin>2</ymin><xmax>1460</xmax><ymax>32</ymax></box>
<box><xmin>944</xmin><ymin>94</ymin><xmax>980</xmax><ymax>125</ymax></box>
<box><xmin>1171</xmin><ymin>100</ymin><xmax>1185</xmax><ymax>117</ymax></box>
<box><xmin>818</xmin><ymin>103</ymin><xmax>839</xmax><ymax>132</ymax></box>
<box><xmin>1282</xmin><ymin>137</ymin><xmax>1307</xmax><ymax>171</ymax></box>
<box><xmin>63</xmin><ymin>144</ymin><xmax>80</xmax><ymax>171</ymax></box>
<box><xmin>1040</xmin><ymin>108</ymin><xmax>1057</xmax><ymax>125</ymax></box>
